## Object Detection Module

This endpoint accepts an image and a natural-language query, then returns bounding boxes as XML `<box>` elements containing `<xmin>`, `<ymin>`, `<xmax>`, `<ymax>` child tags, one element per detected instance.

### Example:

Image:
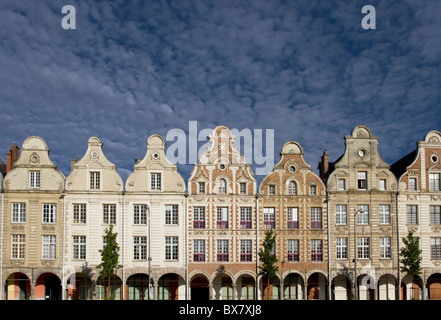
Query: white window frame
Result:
<box><xmin>29</xmin><ymin>171</ymin><xmax>40</xmax><ymax>188</ymax></box>
<box><xmin>380</xmin><ymin>237</ymin><xmax>391</xmax><ymax>259</ymax></box>
<box><xmin>89</xmin><ymin>170</ymin><xmax>101</xmax><ymax>190</ymax></box>
<box><xmin>11</xmin><ymin>234</ymin><xmax>25</xmax><ymax>259</ymax></box>
<box><xmin>42</xmin><ymin>203</ymin><xmax>57</xmax><ymax>224</ymax></box>
<box><xmin>73</xmin><ymin>235</ymin><xmax>86</xmax><ymax>260</ymax></box>
<box><xmin>150</xmin><ymin>172</ymin><xmax>162</xmax><ymax>191</ymax></box>
<box><xmin>42</xmin><ymin>235</ymin><xmax>56</xmax><ymax>260</ymax></box>
<box><xmin>336</xmin><ymin>204</ymin><xmax>347</xmax><ymax>225</ymax></box>
<box><xmin>133</xmin><ymin>204</ymin><xmax>147</xmax><ymax>225</ymax></box>
<box><xmin>165</xmin><ymin>236</ymin><xmax>179</xmax><ymax>260</ymax></box>
<box><xmin>336</xmin><ymin>237</ymin><xmax>348</xmax><ymax>259</ymax></box>
<box><xmin>12</xmin><ymin>203</ymin><xmax>26</xmax><ymax>223</ymax></box>
<box><xmin>379</xmin><ymin>205</ymin><xmax>391</xmax><ymax>225</ymax></box>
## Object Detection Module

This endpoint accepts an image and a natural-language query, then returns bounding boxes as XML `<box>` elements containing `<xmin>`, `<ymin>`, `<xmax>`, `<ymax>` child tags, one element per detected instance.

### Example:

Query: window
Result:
<box><xmin>193</xmin><ymin>240</ymin><xmax>205</xmax><ymax>262</ymax></box>
<box><xmin>380</xmin><ymin>237</ymin><xmax>391</xmax><ymax>259</ymax></box>
<box><xmin>102</xmin><ymin>236</ymin><xmax>107</xmax><ymax>251</ymax></box>
<box><xmin>431</xmin><ymin>206</ymin><xmax>441</xmax><ymax>225</ymax></box>
<box><xmin>358</xmin><ymin>172</ymin><xmax>367</xmax><ymax>190</ymax></box>
<box><xmin>380</xmin><ymin>179</ymin><xmax>386</xmax><ymax>190</ymax></box>
<box><xmin>165</xmin><ymin>237</ymin><xmax>178</xmax><ymax>260</ymax></box>
<box><xmin>198</xmin><ymin>182</ymin><xmax>205</xmax><ymax>194</ymax></box>
<box><xmin>407</xmin><ymin>205</ymin><xmax>418</xmax><ymax>225</ymax></box>
<box><xmin>73</xmin><ymin>204</ymin><xmax>87</xmax><ymax>224</ymax></box>
<box><xmin>12</xmin><ymin>203</ymin><xmax>26</xmax><ymax>223</ymax></box>
<box><xmin>42</xmin><ymin>235</ymin><xmax>56</xmax><ymax>260</ymax></box>
<box><xmin>42</xmin><ymin>204</ymin><xmax>57</xmax><ymax>224</ymax></box>
<box><xmin>338</xmin><ymin>179</ymin><xmax>346</xmax><ymax>190</ymax></box>
<box><xmin>193</xmin><ymin>207</ymin><xmax>206</xmax><ymax>229</ymax></box>
<box><xmin>134</xmin><ymin>204</ymin><xmax>147</xmax><ymax>225</ymax></box>
<box><xmin>240</xmin><ymin>207</ymin><xmax>252</xmax><ymax>229</ymax></box>
<box><xmin>103</xmin><ymin>204</ymin><xmax>116</xmax><ymax>224</ymax></box>
<box><xmin>287</xmin><ymin>207</ymin><xmax>299</xmax><ymax>229</ymax></box>
<box><xmin>217</xmin><ymin>207</ymin><xmax>229</xmax><ymax>229</ymax></box>
<box><xmin>217</xmin><ymin>240</ymin><xmax>229</xmax><ymax>262</ymax></box>
<box><xmin>310</xmin><ymin>185</ymin><xmax>317</xmax><ymax>195</ymax></box>
<box><xmin>134</xmin><ymin>236</ymin><xmax>147</xmax><ymax>260</ymax></box>
<box><xmin>240</xmin><ymin>183</ymin><xmax>247</xmax><ymax>195</ymax></box>
<box><xmin>311</xmin><ymin>240</ymin><xmax>322</xmax><ymax>261</ymax></box>
<box><xmin>429</xmin><ymin>173</ymin><xmax>440</xmax><ymax>191</ymax></box>
<box><xmin>288</xmin><ymin>181</ymin><xmax>297</xmax><ymax>195</ymax></box>
<box><xmin>263</xmin><ymin>207</ymin><xmax>275</xmax><ymax>229</ymax></box>
<box><xmin>357</xmin><ymin>205</ymin><xmax>369</xmax><ymax>225</ymax></box>
<box><xmin>409</xmin><ymin>178</ymin><xmax>417</xmax><ymax>191</ymax></box>
<box><xmin>11</xmin><ymin>234</ymin><xmax>25</xmax><ymax>259</ymax></box>
<box><xmin>165</xmin><ymin>205</ymin><xmax>178</xmax><ymax>225</ymax></box>
<box><xmin>29</xmin><ymin>171</ymin><xmax>40</xmax><ymax>188</ymax></box>
<box><xmin>287</xmin><ymin>240</ymin><xmax>299</xmax><ymax>262</ymax></box>
<box><xmin>336</xmin><ymin>238</ymin><xmax>348</xmax><ymax>259</ymax></box>
<box><xmin>379</xmin><ymin>205</ymin><xmax>391</xmax><ymax>224</ymax></box>
<box><xmin>431</xmin><ymin>238</ymin><xmax>441</xmax><ymax>260</ymax></box>
<box><xmin>268</xmin><ymin>185</ymin><xmax>275</xmax><ymax>195</ymax></box>
<box><xmin>218</xmin><ymin>178</ymin><xmax>227</xmax><ymax>194</ymax></box>
<box><xmin>89</xmin><ymin>171</ymin><xmax>100</xmax><ymax>189</ymax></box>
<box><xmin>150</xmin><ymin>173</ymin><xmax>161</xmax><ymax>190</ymax></box>
<box><xmin>357</xmin><ymin>237</ymin><xmax>370</xmax><ymax>259</ymax></box>
<box><xmin>240</xmin><ymin>240</ymin><xmax>252</xmax><ymax>262</ymax></box>
<box><xmin>73</xmin><ymin>236</ymin><xmax>86</xmax><ymax>260</ymax></box>
<box><xmin>310</xmin><ymin>208</ymin><xmax>322</xmax><ymax>229</ymax></box>
<box><xmin>336</xmin><ymin>205</ymin><xmax>347</xmax><ymax>225</ymax></box>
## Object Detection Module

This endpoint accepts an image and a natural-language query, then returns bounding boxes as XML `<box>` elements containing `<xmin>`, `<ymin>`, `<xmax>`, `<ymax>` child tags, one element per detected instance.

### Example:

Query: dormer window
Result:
<box><xmin>198</xmin><ymin>182</ymin><xmax>206</xmax><ymax>194</ymax></box>
<box><xmin>150</xmin><ymin>173</ymin><xmax>161</xmax><ymax>191</ymax></box>
<box><xmin>288</xmin><ymin>181</ymin><xmax>297</xmax><ymax>195</ymax></box>
<box><xmin>89</xmin><ymin>171</ymin><xmax>100</xmax><ymax>190</ymax></box>
<box><xmin>218</xmin><ymin>178</ymin><xmax>227</xmax><ymax>194</ymax></box>
<box><xmin>357</xmin><ymin>172</ymin><xmax>367</xmax><ymax>190</ymax></box>
<box><xmin>29</xmin><ymin>171</ymin><xmax>40</xmax><ymax>188</ymax></box>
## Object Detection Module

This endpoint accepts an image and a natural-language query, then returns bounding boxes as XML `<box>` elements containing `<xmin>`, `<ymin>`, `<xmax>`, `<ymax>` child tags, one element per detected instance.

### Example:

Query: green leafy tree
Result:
<box><xmin>258</xmin><ymin>229</ymin><xmax>278</xmax><ymax>299</ymax></box>
<box><xmin>400</xmin><ymin>231</ymin><xmax>422</xmax><ymax>278</ymax></box>
<box><xmin>97</xmin><ymin>225</ymin><xmax>122</xmax><ymax>299</ymax></box>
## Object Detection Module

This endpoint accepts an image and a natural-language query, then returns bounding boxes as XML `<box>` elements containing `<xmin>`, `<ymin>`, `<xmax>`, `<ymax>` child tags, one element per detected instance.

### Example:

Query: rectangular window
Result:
<box><xmin>89</xmin><ymin>171</ymin><xmax>100</xmax><ymax>189</ymax></box>
<box><xmin>150</xmin><ymin>173</ymin><xmax>161</xmax><ymax>191</ymax></box>
<box><xmin>358</xmin><ymin>171</ymin><xmax>367</xmax><ymax>190</ymax></box>
<box><xmin>240</xmin><ymin>240</ymin><xmax>252</xmax><ymax>262</ymax></box>
<box><xmin>42</xmin><ymin>235</ymin><xmax>56</xmax><ymax>260</ymax></box>
<box><xmin>134</xmin><ymin>236</ymin><xmax>147</xmax><ymax>260</ymax></box>
<box><xmin>165</xmin><ymin>205</ymin><xmax>178</xmax><ymax>225</ymax></box>
<box><xmin>103</xmin><ymin>204</ymin><xmax>116</xmax><ymax>224</ymax></box>
<box><xmin>240</xmin><ymin>207</ymin><xmax>252</xmax><ymax>229</ymax></box>
<box><xmin>357</xmin><ymin>205</ymin><xmax>369</xmax><ymax>225</ymax></box>
<box><xmin>407</xmin><ymin>205</ymin><xmax>418</xmax><ymax>225</ymax></box>
<box><xmin>12</xmin><ymin>203</ymin><xmax>26</xmax><ymax>223</ymax></box>
<box><xmin>29</xmin><ymin>171</ymin><xmax>40</xmax><ymax>188</ymax></box>
<box><xmin>217</xmin><ymin>240</ymin><xmax>229</xmax><ymax>262</ymax></box>
<box><xmin>73</xmin><ymin>204</ymin><xmax>87</xmax><ymax>224</ymax></box>
<box><xmin>430</xmin><ymin>206</ymin><xmax>441</xmax><ymax>225</ymax></box>
<box><xmin>429</xmin><ymin>173</ymin><xmax>440</xmax><ymax>191</ymax></box>
<box><xmin>431</xmin><ymin>238</ymin><xmax>441</xmax><ymax>260</ymax></box>
<box><xmin>193</xmin><ymin>240</ymin><xmax>205</xmax><ymax>262</ymax></box>
<box><xmin>263</xmin><ymin>207</ymin><xmax>275</xmax><ymax>229</ymax></box>
<box><xmin>379</xmin><ymin>205</ymin><xmax>391</xmax><ymax>224</ymax></box>
<box><xmin>336</xmin><ymin>238</ymin><xmax>348</xmax><ymax>259</ymax></box>
<box><xmin>287</xmin><ymin>207</ymin><xmax>299</xmax><ymax>229</ymax></box>
<box><xmin>311</xmin><ymin>240</ymin><xmax>322</xmax><ymax>261</ymax></box>
<box><xmin>409</xmin><ymin>178</ymin><xmax>417</xmax><ymax>191</ymax></box>
<box><xmin>240</xmin><ymin>183</ymin><xmax>247</xmax><ymax>195</ymax></box>
<box><xmin>198</xmin><ymin>182</ymin><xmax>205</xmax><ymax>194</ymax></box>
<box><xmin>268</xmin><ymin>185</ymin><xmax>275</xmax><ymax>195</ymax></box>
<box><xmin>336</xmin><ymin>205</ymin><xmax>347</xmax><ymax>225</ymax></box>
<box><xmin>380</xmin><ymin>237</ymin><xmax>391</xmax><ymax>259</ymax></box>
<box><xmin>165</xmin><ymin>237</ymin><xmax>178</xmax><ymax>260</ymax></box>
<box><xmin>310</xmin><ymin>208</ymin><xmax>322</xmax><ymax>229</ymax></box>
<box><xmin>338</xmin><ymin>179</ymin><xmax>346</xmax><ymax>190</ymax></box>
<box><xmin>380</xmin><ymin>179</ymin><xmax>386</xmax><ymax>190</ymax></box>
<box><xmin>287</xmin><ymin>240</ymin><xmax>299</xmax><ymax>262</ymax></box>
<box><xmin>310</xmin><ymin>185</ymin><xmax>317</xmax><ymax>195</ymax></box>
<box><xmin>216</xmin><ymin>207</ymin><xmax>229</xmax><ymax>229</ymax></box>
<box><xmin>73</xmin><ymin>236</ymin><xmax>86</xmax><ymax>260</ymax></box>
<box><xmin>193</xmin><ymin>207</ymin><xmax>206</xmax><ymax>229</ymax></box>
<box><xmin>42</xmin><ymin>204</ymin><xmax>57</xmax><ymax>224</ymax></box>
<box><xmin>133</xmin><ymin>204</ymin><xmax>147</xmax><ymax>225</ymax></box>
<box><xmin>358</xmin><ymin>237</ymin><xmax>370</xmax><ymax>259</ymax></box>
<box><xmin>11</xmin><ymin>234</ymin><xmax>25</xmax><ymax>259</ymax></box>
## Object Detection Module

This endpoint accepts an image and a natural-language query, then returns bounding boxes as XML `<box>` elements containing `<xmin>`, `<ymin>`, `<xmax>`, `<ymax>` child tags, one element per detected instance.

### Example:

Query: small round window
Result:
<box><xmin>431</xmin><ymin>154</ymin><xmax>439</xmax><ymax>163</ymax></box>
<box><xmin>152</xmin><ymin>152</ymin><xmax>159</xmax><ymax>160</ymax></box>
<box><xmin>289</xmin><ymin>165</ymin><xmax>296</xmax><ymax>173</ymax></box>
<box><xmin>219</xmin><ymin>164</ymin><xmax>226</xmax><ymax>170</ymax></box>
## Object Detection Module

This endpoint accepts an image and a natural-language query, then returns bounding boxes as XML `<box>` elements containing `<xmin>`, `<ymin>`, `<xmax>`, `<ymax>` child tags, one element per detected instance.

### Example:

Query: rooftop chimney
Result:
<box><xmin>6</xmin><ymin>142</ymin><xmax>19</xmax><ymax>174</ymax></box>
<box><xmin>318</xmin><ymin>149</ymin><xmax>329</xmax><ymax>180</ymax></box>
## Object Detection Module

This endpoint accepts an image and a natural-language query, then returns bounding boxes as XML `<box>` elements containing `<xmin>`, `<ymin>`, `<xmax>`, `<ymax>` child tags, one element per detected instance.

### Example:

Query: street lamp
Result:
<box><xmin>353</xmin><ymin>208</ymin><xmax>363</xmax><ymax>300</ymax></box>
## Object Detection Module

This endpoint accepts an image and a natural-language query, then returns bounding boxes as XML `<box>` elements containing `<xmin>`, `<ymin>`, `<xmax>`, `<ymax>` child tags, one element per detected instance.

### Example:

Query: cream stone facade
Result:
<box><xmin>322</xmin><ymin>125</ymin><xmax>399</xmax><ymax>300</ymax></box>
<box><xmin>1</xmin><ymin>137</ymin><xmax>65</xmax><ymax>300</ymax></box>
<box><xmin>391</xmin><ymin>130</ymin><xmax>441</xmax><ymax>300</ymax></box>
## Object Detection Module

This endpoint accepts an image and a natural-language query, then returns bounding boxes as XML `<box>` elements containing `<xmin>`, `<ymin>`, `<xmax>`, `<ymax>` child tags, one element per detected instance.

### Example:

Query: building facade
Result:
<box><xmin>391</xmin><ymin>130</ymin><xmax>441</xmax><ymax>300</ymax></box>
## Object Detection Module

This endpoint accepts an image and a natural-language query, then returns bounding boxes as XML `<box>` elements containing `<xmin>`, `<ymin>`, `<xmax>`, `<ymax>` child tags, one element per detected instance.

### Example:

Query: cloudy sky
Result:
<box><xmin>0</xmin><ymin>0</ymin><xmax>440</xmax><ymax>183</ymax></box>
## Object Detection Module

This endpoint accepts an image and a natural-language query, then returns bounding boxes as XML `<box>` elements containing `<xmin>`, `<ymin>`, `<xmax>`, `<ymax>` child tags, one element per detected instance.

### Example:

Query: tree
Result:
<box><xmin>97</xmin><ymin>225</ymin><xmax>122</xmax><ymax>299</ymax></box>
<box><xmin>258</xmin><ymin>229</ymin><xmax>278</xmax><ymax>299</ymax></box>
<box><xmin>400</xmin><ymin>231</ymin><xmax>422</xmax><ymax>278</ymax></box>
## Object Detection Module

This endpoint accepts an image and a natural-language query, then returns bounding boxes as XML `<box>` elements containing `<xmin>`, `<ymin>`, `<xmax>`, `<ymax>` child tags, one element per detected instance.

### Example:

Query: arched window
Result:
<box><xmin>288</xmin><ymin>181</ymin><xmax>297</xmax><ymax>195</ymax></box>
<box><xmin>218</xmin><ymin>178</ymin><xmax>227</xmax><ymax>194</ymax></box>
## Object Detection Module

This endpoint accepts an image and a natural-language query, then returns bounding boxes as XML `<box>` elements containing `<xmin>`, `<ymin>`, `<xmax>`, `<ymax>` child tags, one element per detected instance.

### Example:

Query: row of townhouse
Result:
<box><xmin>0</xmin><ymin>125</ymin><xmax>440</xmax><ymax>300</ymax></box>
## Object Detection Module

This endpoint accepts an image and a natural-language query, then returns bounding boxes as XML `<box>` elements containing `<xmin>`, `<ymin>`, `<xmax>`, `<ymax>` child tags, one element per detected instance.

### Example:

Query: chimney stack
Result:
<box><xmin>318</xmin><ymin>149</ymin><xmax>329</xmax><ymax>180</ymax></box>
<box><xmin>6</xmin><ymin>142</ymin><xmax>19</xmax><ymax>174</ymax></box>
<box><xmin>71</xmin><ymin>157</ymin><xmax>78</xmax><ymax>172</ymax></box>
